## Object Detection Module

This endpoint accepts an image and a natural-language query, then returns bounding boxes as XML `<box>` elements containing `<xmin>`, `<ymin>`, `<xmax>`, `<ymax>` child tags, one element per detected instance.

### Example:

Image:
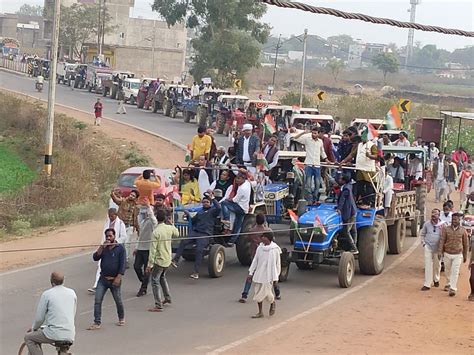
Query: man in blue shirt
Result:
<box><xmin>337</xmin><ymin>174</ymin><xmax>359</xmax><ymax>254</ymax></box>
<box><xmin>87</xmin><ymin>228</ymin><xmax>126</xmax><ymax>330</ymax></box>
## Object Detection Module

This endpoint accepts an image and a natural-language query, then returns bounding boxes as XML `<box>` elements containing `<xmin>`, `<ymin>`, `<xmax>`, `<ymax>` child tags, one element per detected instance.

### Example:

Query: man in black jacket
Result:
<box><xmin>172</xmin><ymin>193</ymin><xmax>221</xmax><ymax>279</ymax></box>
<box><xmin>336</xmin><ymin>174</ymin><xmax>359</xmax><ymax>254</ymax></box>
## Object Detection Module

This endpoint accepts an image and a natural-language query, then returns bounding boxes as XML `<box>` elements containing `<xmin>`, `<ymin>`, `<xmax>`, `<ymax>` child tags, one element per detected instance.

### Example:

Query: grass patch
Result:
<box><xmin>0</xmin><ymin>143</ymin><xmax>36</xmax><ymax>194</ymax></box>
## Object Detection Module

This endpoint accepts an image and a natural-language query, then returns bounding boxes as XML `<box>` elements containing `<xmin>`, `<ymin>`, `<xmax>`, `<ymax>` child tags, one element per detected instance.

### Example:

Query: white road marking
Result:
<box><xmin>207</xmin><ymin>239</ymin><xmax>421</xmax><ymax>355</ymax></box>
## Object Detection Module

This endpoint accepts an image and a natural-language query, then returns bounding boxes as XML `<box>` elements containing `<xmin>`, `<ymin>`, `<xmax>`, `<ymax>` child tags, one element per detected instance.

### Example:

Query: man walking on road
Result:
<box><xmin>239</xmin><ymin>214</ymin><xmax>281</xmax><ymax>303</ymax></box>
<box><xmin>420</xmin><ymin>208</ymin><xmax>443</xmax><ymax>291</ymax></box>
<box><xmin>88</xmin><ymin>228</ymin><xmax>126</xmax><ymax>330</ymax></box>
<box><xmin>24</xmin><ymin>272</ymin><xmax>76</xmax><ymax>355</ymax></box>
<box><xmin>134</xmin><ymin>202</ymin><xmax>157</xmax><ymax>297</ymax></box>
<box><xmin>94</xmin><ymin>98</ymin><xmax>103</xmax><ymax>126</ymax></box>
<box><xmin>432</xmin><ymin>152</ymin><xmax>448</xmax><ymax>203</ymax></box>
<box><xmin>438</xmin><ymin>213</ymin><xmax>469</xmax><ymax>297</ymax></box>
<box><xmin>248</xmin><ymin>232</ymin><xmax>281</xmax><ymax>318</ymax></box>
<box><xmin>146</xmin><ymin>210</ymin><xmax>179</xmax><ymax>311</ymax></box>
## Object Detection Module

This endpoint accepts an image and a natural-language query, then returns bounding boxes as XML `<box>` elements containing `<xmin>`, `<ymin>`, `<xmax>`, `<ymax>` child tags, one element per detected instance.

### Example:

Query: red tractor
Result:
<box><xmin>216</xmin><ymin>95</ymin><xmax>249</xmax><ymax>135</ymax></box>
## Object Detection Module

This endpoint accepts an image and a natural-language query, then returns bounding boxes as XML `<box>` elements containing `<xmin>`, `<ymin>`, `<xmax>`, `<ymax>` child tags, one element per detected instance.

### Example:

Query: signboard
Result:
<box><xmin>316</xmin><ymin>91</ymin><xmax>325</xmax><ymax>101</ymax></box>
<box><xmin>202</xmin><ymin>77</ymin><xmax>212</xmax><ymax>85</ymax></box>
<box><xmin>398</xmin><ymin>99</ymin><xmax>411</xmax><ymax>113</ymax></box>
<box><xmin>234</xmin><ymin>79</ymin><xmax>242</xmax><ymax>89</ymax></box>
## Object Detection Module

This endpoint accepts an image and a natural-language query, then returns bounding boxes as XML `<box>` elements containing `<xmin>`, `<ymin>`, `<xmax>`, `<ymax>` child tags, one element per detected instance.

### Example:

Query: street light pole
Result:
<box><xmin>44</xmin><ymin>0</ymin><xmax>61</xmax><ymax>175</ymax></box>
<box><xmin>299</xmin><ymin>28</ymin><xmax>308</xmax><ymax>107</ymax></box>
<box><xmin>271</xmin><ymin>34</ymin><xmax>282</xmax><ymax>95</ymax></box>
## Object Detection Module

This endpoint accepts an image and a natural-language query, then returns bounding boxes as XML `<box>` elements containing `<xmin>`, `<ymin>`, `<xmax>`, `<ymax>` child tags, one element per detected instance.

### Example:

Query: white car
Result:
<box><xmin>122</xmin><ymin>78</ymin><xmax>142</xmax><ymax>105</ymax></box>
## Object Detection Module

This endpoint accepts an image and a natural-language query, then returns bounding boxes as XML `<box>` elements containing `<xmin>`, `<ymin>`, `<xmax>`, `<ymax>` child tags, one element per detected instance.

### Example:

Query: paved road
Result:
<box><xmin>0</xmin><ymin>70</ymin><xmax>229</xmax><ymax>148</ymax></box>
<box><xmin>0</xmin><ymin>69</ymin><xmax>417</xmax><ymax>354</ymax></box>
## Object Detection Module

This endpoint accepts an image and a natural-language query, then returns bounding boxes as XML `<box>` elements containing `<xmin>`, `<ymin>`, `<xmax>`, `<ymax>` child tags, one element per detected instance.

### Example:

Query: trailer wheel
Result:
<box><xmin>338</xmin><ymin>252</ymin><xmax>355</xmax><ymax>288</ymax></box>
<box><xmin>236</xmin><ymin>215</ymin><xmax>256</xmax><ymax>266</ymax></box>
<box><xmin>415</xmin><ymin>185</ymin><xmax>427</xmax><ymax>225</ymax></box>
<box><xmin>410</xmin><ymin>209</ymin><xmax>421</xmax><ymax>237</ymax></box>
<box><xmin>208</xmin><ymin>245</ymin><xmax>225</xmax><ymax>278</ymax></box>
<box><xmin>388</xmin><ymin>218</ymin><xmax>406</xmax><ymax>255</ymax></box>
<box><xmin>358</xmin><ymin>216</ymin><xmax>387</xmax><ymax>275</ymax></box>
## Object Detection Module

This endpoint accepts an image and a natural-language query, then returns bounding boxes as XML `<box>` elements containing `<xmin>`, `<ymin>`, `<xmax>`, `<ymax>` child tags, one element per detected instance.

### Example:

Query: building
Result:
<box><xmin>44</xmin><ymin>0</ymin><xmax>187</xmax><ymax>79</ymax></box>
<box><xmin>347</xmin><ymin>41</ymin><xmax>388</xmax><ymax>69</ymax></box>
<box><xmin>0</xmin><ymin>13</ymin><xmax>46</xmax><ymax>56</ymax></box>
<box><xmin>347</xmin><ymin>42</ymin><xmax>364</xmax><ymax>69</ymax></box>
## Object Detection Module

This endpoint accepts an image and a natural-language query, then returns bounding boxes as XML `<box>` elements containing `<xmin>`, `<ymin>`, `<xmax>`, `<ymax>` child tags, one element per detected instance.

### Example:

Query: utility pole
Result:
<box><xmin>270</xmin><ymin>34</ymin><xmax>282</xmax><ymax>95</ymax></box>
<box><xmin>101</xmin><ymin>0</ymin><xmax>106</xmax><ymax>56</ymax></box>
<box><xmin>151</xmin><ymin>20</ymin><xmax>156</xmax><ymax>77</ymax></box>
<box><xmin>405</xmin><ymin>0</ymin><xmax>419</xmax><ymax>67</ymax></box>
<box><xmin>299</xmin><ymin>28</ymin><xmax>308</xmax><ymax>108</ymax></box>
<box><xmin>44</xmin><ymin>0</ymin><xmax>61</xmax><ymax>175</ymax></box>
<box><xmin>98</xmin><ymin>0</ymin><xmax>102</xmax><ymax>55</ymax></box>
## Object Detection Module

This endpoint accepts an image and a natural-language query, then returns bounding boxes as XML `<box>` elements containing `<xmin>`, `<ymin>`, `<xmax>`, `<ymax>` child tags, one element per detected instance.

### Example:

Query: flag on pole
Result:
<box><xmin>361</xmin><ymin>123</ymin><xmax>379</xmax><ymax>141</ymax></box>
<box><xmin>313</xmin><ymin>215</ymin><xmax>327</xmax><ymax>235</ymax></box>
<box><xmin>263</xmin><ymin>114</ymin><xmax>276</xmax><ymax>135</ymax></box>
<box><xmin>288</xmin><ymin>209</ymin><xmax>299</xmax><ymax>226</ymax></box>
<box><xmin>256</xmin><ymin>152</ymin><xmax>270</xmax><ymax>171</ymax></box>
<box><xmin>385</xmin><ymin>105</ymin><xmax>401</xmax><ymax>129</ymax></box>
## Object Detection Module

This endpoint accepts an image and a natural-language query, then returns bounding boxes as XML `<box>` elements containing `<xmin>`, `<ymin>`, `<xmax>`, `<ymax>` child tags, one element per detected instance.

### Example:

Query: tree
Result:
<box><xmin>327</xmin><ymin>34</ymin><xmax>354</xmax><ymax>52</ymax></box>
<box><xmin>326</xmin><ymin>58</ymin><xmax>345</xmax><ymax>82</ymax></box>
<box><xmin>58</xmin><ymin>4</ymin><xmax>114</xmax><ymax>59</ymax></box>
<box><xmin>372</xmin><ymin>52</ymin><xmax>399</xmax><ymax>83</ymax></box>
<box><xmin>450</xmin><ymin>46</ymin><xmax>474</xmax><ymax>68</ymax></box>
<box><xmin>16</xmin><ymin>4</ymin><xmax>43</xmax><ymax>17</ymax></box>
<box><xmin>410</xmin><ymin>44</ymin><xmax>450</xmax><ymax>71</ymax></box>
<box><xmin>151</xmin><ymin>0</ymin><xmax>270</xmax><ymax>87</ymax></box>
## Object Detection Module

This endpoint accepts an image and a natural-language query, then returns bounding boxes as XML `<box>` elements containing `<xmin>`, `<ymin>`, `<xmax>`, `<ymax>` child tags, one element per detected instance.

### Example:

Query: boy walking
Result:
<box><xmin>94</xmin><ymin>98</ymin><xmax>103</xmax><ymax>126</ymax></box>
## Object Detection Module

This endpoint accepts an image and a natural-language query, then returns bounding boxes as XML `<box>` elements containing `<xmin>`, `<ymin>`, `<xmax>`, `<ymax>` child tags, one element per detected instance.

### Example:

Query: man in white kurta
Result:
<box><xmin>248</xmin><ymin>233</ymin><xmax>281</xmax><ymax>318</ymax></box>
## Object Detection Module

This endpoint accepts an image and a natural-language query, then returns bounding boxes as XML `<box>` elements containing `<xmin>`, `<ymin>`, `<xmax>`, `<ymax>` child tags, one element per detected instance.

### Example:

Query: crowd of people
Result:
<box><xmin>23</xmin><ymin>116</ymin><xmax>474</xmax><ymax>353</ymax></box>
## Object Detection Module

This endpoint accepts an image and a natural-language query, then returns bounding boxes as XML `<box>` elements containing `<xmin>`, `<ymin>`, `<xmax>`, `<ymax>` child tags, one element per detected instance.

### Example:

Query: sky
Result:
<box><xmin>2</xmin><ymin>0</ymin><xmax>473</xmax><ymax>51</ymax></box>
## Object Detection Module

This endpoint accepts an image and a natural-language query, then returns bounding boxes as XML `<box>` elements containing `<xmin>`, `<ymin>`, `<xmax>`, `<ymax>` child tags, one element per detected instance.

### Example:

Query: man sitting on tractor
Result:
<box><xmin>171</xmin><ymin>192</ymin><xmax>221</xmax><ymax>280</ymax></box>
<box><xmin>221</xmin><ymin>172</ymin><xmax>252</xmax><ymax>244</ymax></box>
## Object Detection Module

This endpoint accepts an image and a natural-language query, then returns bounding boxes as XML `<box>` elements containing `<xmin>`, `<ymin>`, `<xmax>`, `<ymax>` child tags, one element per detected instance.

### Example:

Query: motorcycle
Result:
<box><xmin>35</xmin><ymin>82</ymin><xmax>43</xmax><ymax>92</ymax></box>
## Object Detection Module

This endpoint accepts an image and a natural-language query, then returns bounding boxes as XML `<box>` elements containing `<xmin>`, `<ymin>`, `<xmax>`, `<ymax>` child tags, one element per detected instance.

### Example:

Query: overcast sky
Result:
<box><xmin>1</xmin><ymin>0</ymin><xmax>473</xmax><ymax>51</ymax></box>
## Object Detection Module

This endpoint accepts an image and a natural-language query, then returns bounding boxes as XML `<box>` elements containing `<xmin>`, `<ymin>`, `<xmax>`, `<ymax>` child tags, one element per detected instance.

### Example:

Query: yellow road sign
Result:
<box><xmin>316</xmin><ymin>91</ymin><xmax>325</xmax><ymax>101</ymax></box>
<box><xmin>398</xmin><ymin>99</ymin><xmax>411</xmax><ymax>113</ymax></box>
<box><xmin>234</xmin><ymin>79</ymin><xmax>242</xmax><ymax>89</ymax></box>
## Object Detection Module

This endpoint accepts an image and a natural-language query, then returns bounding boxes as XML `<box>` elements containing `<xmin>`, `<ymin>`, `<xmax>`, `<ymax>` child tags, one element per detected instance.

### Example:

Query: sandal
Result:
<box><xmin>269</xmin><ymin>302</ymin><xmax>276</xmax><ymax>316</ymax></box>
<box><xmin>148</xmin><ymin>307</ymin><xmax>163</xmax><ymax>312</ymax></box>
<box><xmin>87</xmin><ymin>323</ymin><xmax>101</xmax><ymax>330</ymax></box>
<box><xmin>251</xmin><ymin>313</ymin><xmax>264</xmax><ymax>319</ymax></box>
<box><xmin>116</xmin><ymin>320</ymin><xmax>126</xmax><ymax>326</ymax></box>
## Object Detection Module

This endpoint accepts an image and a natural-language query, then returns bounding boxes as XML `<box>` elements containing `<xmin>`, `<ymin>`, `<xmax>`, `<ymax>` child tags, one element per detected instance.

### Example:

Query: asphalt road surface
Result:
<box><xmin>0</xmin><ymin>70</ymin><xmax>229</xmax><ymax>148</ymax></box>
<box><xmin>0</xmin><ymin>70</ymin><xmax>417</xmax><ymax>354</ymax></box>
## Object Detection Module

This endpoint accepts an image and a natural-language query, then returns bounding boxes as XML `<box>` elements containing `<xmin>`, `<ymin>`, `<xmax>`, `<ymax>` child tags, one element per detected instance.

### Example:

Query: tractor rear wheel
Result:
<box><xmin>236</xmin><ymin>214</ymin><xmax>256</xmax><ymax>266</ymax></box>
<box><xmin>338</xmin><ymin>252</ymin><xmax>355</xmax><ymax>288</ymax></box>
<box><xmin>388</xmin><ymin>218</ymin><xmax>406</xmax><ymax>254</ymax></box>
<box><xmin>216</xmin><ymin>114</ymin><xmax>225</xmax><ymax>134</ymax></box>
<box><xmin>358</xmin><ymin>216</ymin><xmax>387</xmax><ymax>275</ymax></box>
<box><xmin>171</xmin><ymin>105</ymin><xmax>178</xmax><ymax>118</ymax></box>
<box><xmin>279</xmin><ymin>249</ymin><xmax>290</xmax><ymax>282</ymax></box>
<box><xmin>163</xmin><ymin>100</ymin><xmax>171</xmax><ymax>116</ymax></box>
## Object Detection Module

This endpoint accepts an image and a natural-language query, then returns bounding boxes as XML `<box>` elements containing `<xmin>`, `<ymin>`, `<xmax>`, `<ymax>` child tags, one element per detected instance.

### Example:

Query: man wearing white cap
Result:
<box><xmin>236</xmin><ymin>124</ymin><xmax>260</xmax><ymax>174</ymax></box>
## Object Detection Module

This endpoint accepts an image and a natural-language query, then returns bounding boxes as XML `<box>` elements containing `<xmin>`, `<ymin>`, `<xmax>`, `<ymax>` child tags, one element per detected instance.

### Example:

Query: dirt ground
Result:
<box><xmin>1</xmin><ymin>101</ymin><xmax>472</xmax><ymax>353</ymax></box>
<box><xmin>0</xmin><ymin>101</ymin><xmax>185</xmax><ymax>271</ymax></box>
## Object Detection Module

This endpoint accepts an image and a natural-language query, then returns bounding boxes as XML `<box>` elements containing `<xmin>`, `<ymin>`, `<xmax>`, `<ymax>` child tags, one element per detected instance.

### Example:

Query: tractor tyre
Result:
<box><xmin>415</xmin><ymin>184</ymin><xmax>427</xmax><ymax>226</ymax></box>
<box><xmin>411</xmin><ymin>209</ymin><xmax>421</xmax><ymax>237</ymax></box>
<box><xmin>236</xmin><ymin>214</ymin><xmax>256</xmax><ymax>266</ymax></box>
<box><xmin>338</xmin><ymin>252</ymin><xmax>355</xmax><ymax>288</ymax></box>
<box><xmin>208</xmin><ymin>244</ymin><xmax>225</xmax><ymax>278</ymax></box>
<box><xmin>111</xmin><ymin>87</ymin><xmax>117</xmax><ymax>99</ymax></box>
<box><xmin>279</xmin><ymin>248</ymin><xmax>290</xmax><ymax>282</ymax></box>
<box><xmin>163</xmin><ymin>100</ymin><xmax>171</xmax><ymax>116</ymax></box>
<box><xmin>153</xmin><ymin>100</ymin><xmax>159</xmax><ymax>113</ymax></box>
<box><xmin>129</xmin><ymin>95</ymin><xmax>136</xmax><ymax>105</ymax></box>
<box><xmin>358</xmin><ymin>216</ymin><xmax>387</xmax><ymax>275</ymax></box>
<box><xmin>183</xmin><ymin>110</ymin><xmax>191</xmax><ymax>123</ymax></box>
<box><xmin>388</xmin><ymin>218</ymin><xmax>406</xmax><ymax>255</ymax></box>
<box><xmin>171</xmin><ymin>105</ymin><xmax>178</xmax><ymax>118</ymax></box>
<box><xmin>137</xmin><ymin>95</ymin><xmax>145</xmax><ymax>109</ymax></box>
<box><xmin>295</xmin><ymin>261</ymin><xmax>312</xmax><ymax>270</ymax></box>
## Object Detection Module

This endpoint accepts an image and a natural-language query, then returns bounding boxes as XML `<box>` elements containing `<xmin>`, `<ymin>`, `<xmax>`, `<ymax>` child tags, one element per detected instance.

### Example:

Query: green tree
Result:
<box><xmin>326</xmin><ymin>58</ymin><xmax>345</xmax><ymax>82</ymax></box>
<box><xmin>372</xmin><ymin>52</ymin><xmax>399</xmax><ymax>83</ymax></box>
<box><xmin>58</xmin><ymin>4</ymin><xmax>114</xmax><ymax>59</ymax></box>
<box><xmin>16</xmin><ymin>4</ymin><xmax>43</xmax><ymax>17</ymax></box>
<box><xmin>450</xmin><ymin>46</ymin><xmax>474</xmax><ymax>68</ymax></box>
<box><xmin>410</xmin><ymin>44</ymin><xmax>450</xmax><ymax>71</ymax></box>
<box><xmin>151</xmin><ymin>0</ymin><xmax>270</xmax><ymax>87</ymax></box>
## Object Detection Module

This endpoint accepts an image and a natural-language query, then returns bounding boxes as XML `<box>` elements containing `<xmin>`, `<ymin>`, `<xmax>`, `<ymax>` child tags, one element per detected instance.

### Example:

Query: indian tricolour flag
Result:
<box><xmin>361</xmin><ymin>122</ymin><xmax>379</xmax><ymax>141</ymax></box>
<box><xmin>288</xmin><ymin>209</ymin><xmax>299</xmax><ymax>228</ymax></box>
<box><xmin>385</xmin><ymin>105</ymin><xmax>402</xmax><ymax>129</ymax></box>
<box><xmin>263</xmin><ymin>114</ymin><xmax>276</xmax><ymax>135</ymax></box>
<box><xmin>313</xmin><ymin>215</ymin><xmax>327</xmax><ymax>235</ymax></box>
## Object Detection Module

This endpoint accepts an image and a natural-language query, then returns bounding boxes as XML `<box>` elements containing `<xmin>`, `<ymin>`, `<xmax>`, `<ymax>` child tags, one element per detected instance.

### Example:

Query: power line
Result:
<box><xmin>260</xmin><ymin>0</ymin><xmax>474</xmax><ymax>37</ymax></box>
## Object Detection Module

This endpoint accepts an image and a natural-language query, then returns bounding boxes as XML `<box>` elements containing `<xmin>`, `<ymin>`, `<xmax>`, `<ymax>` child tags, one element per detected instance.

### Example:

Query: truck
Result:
<box><xmin>56</xmin><ymin>62</ymin><xmax>77</xmax><ymax>85</ymax></box>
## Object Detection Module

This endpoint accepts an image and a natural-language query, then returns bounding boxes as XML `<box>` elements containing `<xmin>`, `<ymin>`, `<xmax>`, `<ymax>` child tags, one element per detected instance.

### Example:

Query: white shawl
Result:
<box><xmin>249</xmin><ymin>241</ymin><xmax>282</xmax><ymax>284</ymax></box>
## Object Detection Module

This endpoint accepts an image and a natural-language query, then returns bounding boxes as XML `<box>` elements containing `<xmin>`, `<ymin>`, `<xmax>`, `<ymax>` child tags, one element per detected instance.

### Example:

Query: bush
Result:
<box><xmin>125</xmin><ymin>148</ymin><xmax>150</xmax><ymax>166</ymax></box>
<box><xmin>10</xmin><ymin>219</ymin><xmax>31</xmax><ymax>235</ymax></box>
